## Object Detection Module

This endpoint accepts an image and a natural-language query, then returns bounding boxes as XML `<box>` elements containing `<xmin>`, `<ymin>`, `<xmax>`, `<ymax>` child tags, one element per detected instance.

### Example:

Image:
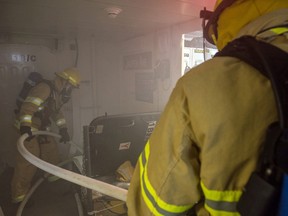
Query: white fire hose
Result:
<box><xmin>17</xmin><ymin>131</ymin><xmax>128</xmax><ymax>202</ymax></box>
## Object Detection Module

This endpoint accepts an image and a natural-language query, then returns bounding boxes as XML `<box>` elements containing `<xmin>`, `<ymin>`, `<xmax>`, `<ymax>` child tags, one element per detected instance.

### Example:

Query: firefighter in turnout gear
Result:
<box><xmin>127</xmin><ymin>0</ymin><xmax>288</xmax><ymax>215</ymax></box>
<box><xmin>11</xmin><ymin>68</ymin><xmax>80</xmax><ymax>204</ymax></box>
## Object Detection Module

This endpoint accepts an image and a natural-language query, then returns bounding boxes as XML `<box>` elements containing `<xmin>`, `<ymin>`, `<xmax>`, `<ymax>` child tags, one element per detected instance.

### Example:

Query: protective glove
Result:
<box><xmin>59</xmin><ymin>127</ymin><xmax>70</xmax><ymax>144</ymax></box>
<box><xmin>20</xmin><ymin>126</ymin><xmax>33</xmax><ymax>141</ymax></box>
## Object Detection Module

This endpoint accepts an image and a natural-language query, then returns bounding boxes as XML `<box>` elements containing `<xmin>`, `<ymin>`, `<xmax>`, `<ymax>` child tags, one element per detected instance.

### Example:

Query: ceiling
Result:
<box><xmin>0</xmin><ymin>0</ymin><xmax>215</xmax><ymax>42</ymax></box>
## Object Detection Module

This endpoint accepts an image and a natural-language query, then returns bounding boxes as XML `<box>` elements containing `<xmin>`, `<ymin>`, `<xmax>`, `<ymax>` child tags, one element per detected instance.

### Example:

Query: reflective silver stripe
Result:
<box><xmin>56</xmin><ymin>119</ymin><xmax>66</xmax><ymax>126</ymax></box>
<box><xmin>140</xmin><ymin>155</ymin><xmax>187</xmax><ymax>215</ymax></box>
<box><xmin>139</xmin><ymin>142</ymin><xmax>193</xmax><ymax>215</ymax></box>
<box><xmin>205</xmin><ymin>199</ymin><xmax>238</xmax><ymax>212</ymax></box>
<box><xmin>38</xmin><ymin>106</ymin><xmax>44</xmax><ymax>111</ymax></box>
<box><xmin>24</xmin><ymin>96</ymin><xmax>43</xmax><ymax>106</ymax></box>
<box><xmin>20</xmin><ymin>115</ymin><xmax>32</xmax><ymax>123</ymax></box>
<box><xmin>200</xmin><ymin>182</ymin><xmax>241</xmax><ymax>216</ymax></box>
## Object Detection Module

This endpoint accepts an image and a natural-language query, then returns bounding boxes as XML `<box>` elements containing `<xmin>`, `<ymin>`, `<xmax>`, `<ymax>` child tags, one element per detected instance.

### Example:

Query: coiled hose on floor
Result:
<box><xmin>17</xmin><ymin>131</ymin><xmax>128</xmax><ymax>203</ymax></box>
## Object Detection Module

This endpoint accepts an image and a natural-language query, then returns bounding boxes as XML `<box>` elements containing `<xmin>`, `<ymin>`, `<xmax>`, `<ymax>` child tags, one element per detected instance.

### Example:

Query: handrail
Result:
<box><xmin>17</xmin><ymin>131</ymin><xmax>128</xmax><ymax>202</ymax></box>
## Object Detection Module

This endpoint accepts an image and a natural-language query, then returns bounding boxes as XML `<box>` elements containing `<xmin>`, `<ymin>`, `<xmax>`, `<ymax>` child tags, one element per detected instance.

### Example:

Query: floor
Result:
<box><xmin>0</xmin><ymin>163</ymin><xmax>128</xmax><ymax>216</ymax></box>
<box><xmin>0</xmin><ymin>164</ymin><xmax>82</xmax><ymax>216</ymax></box>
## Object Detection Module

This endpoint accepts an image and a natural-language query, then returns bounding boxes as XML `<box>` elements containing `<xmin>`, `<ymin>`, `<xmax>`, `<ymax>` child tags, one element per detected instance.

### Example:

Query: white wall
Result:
<box><xmin>0</xmin><ymin>37</ymin><xmax>77</xmax><ymax>165</ymax></box>
<box><xmin>72</xmin><ymin>18</ymin><xmax>202</xmax><ymax>149</ymax></box>
<box><xmin>72</xmin><ymin>35</ymin><xmax>121</xmax><ymax>147</ymax></box>
<box><xmin>0</xmin><ymin>18</ymin><xmax>203</xmax><ymax>164</ymax></box>
<box><xmin>118</xmin><ymin>18</ymin><xmax>202</xmax><ymax>114</ymax></box>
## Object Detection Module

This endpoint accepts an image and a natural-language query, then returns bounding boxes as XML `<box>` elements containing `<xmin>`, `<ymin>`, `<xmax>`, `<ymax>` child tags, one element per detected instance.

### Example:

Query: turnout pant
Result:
<box><xmin>11</xmin><ymin>135</ymin><xmax>59</xmax><ymax>203</ymax></box>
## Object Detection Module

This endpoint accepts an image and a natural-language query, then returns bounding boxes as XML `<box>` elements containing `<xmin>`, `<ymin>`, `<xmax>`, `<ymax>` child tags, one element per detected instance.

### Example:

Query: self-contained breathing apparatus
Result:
<box><xmin>199</xmin><ymin>0</ymin><xmax>288</xmax><ymax>215</ymax></box>
<box><xmin>216</xmin><ymin>35</ymin><xmax>288</xmax><ymax>216</ymax></box>
<box><xmin>15</xmin><ymin>72</ymin><xmax>72</xmax><ymax>143</ymax></box>
<box><xmin>15</xmin><ymin>72</ymin><xmax>54</xmax><ymax>143</ymax></box>
<box><xmin>15</xmin><ymin>72</ymin><xmax>44</xmax><ymax>112</ymax></box>
<box><xmin>15</xmin><ymin>72</ymin><xmax>72</xmax><ymax>114</ymax></box>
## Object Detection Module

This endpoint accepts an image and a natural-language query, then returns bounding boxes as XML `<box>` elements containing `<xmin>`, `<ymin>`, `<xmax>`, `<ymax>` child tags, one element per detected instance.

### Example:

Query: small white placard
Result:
<box><xmin>119</xmin><ymin>142</ymin><xmax>131</xmax><ymax>150</ymax></box>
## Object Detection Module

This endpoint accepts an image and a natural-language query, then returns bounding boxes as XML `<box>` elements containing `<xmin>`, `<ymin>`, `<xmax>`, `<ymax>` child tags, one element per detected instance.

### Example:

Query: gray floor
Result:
<box><xmin>0</xmin><ymin>165</ymin><xmax>82</xmax><ymax>216</ymax></box>
<box><xmin>21</xmin><ymin>178</ymin><xmax>80</xmax><ymax>216</ymax></box>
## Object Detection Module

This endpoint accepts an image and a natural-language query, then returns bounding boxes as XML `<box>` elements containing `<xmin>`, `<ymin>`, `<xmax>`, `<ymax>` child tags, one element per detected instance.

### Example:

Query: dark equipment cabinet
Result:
<box><xmin>81</xmin><ymin>112</ymin><xmax>161</xmax><ymax>215</ymax></box>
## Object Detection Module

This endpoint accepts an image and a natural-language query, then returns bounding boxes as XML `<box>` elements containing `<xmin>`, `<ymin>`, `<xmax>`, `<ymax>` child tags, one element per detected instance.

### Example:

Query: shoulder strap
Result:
<box><xmin>216</xmin><ymin>36</ymin><xmax>288</xmax><ymax>127</ymax></box>
<box><xmin>40</xmin><ymin>79</ymin><xmax>54</xmax><ymax>99</ymax></box>
<box><xmin>215</xmin><ymin>36</ymin><xmax>288</xmax><ymax>173</ymax></box>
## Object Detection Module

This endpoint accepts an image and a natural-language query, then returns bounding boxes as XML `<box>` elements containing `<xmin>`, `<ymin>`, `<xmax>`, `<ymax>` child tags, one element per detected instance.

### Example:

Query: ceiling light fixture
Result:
<box><xmin>105</xmin><ymin>7</ymin><xmax>123</xmax><ymax>18</ymax></box>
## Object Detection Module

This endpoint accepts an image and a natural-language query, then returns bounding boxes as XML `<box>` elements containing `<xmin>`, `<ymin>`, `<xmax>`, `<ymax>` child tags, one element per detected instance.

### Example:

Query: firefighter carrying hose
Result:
<box><xmin>127</xmin><ymin>0</ymin><xmax>288</xmax><ymax>215</ymax></box>
<box><xmin>11</xmin><ymin>68</ymin><xmax>80</xmax><ymax>205</ymax></box>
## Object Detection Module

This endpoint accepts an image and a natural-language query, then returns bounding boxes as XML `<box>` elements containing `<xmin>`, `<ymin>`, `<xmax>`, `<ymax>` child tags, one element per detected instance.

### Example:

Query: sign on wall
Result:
<box><xmin>123</xmin><ymin>52</ymin><xmax>152</xmax><ymax>70</ymax></box>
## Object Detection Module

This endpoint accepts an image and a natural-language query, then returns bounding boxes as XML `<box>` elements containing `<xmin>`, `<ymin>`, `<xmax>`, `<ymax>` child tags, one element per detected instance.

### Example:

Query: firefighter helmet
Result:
<box><xmin>203</xmin><ymin>0</ymin><xmax>288</xmax><ymax>50</ymax></box>
<box><xmin>55</xmin><ymin>68</ymin><xmax>80</xmax><ymax>88</ymax></box>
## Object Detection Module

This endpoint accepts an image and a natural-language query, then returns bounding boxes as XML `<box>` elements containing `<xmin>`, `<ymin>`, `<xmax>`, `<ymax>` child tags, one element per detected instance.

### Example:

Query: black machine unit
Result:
<box><xmin>81</xmin><ymin>112</ymin><xmax>161</xmax><ymax>215</ymax></box>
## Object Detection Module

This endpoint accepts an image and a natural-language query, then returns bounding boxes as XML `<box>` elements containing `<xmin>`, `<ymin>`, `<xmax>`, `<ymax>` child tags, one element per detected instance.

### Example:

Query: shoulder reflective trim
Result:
<box><xmin>20</xmin><ymin>115</ymin><xmax>32</xmax><ymax>124</ymax></box>
<box><xmin>24</xmin><ymin>96</ymin><xmax>44</xmax><ymax>106</ymax></box>
<box><xmin>269</xmin><ymin>27</ymin><xmax>288</xmax><ymax>35</ymax></box>
<box><xmin>56</xmin><ymin>118</ymin><xmax>66</xmax><ymax>126</ymax></box>
<box><xmin>201</xmin><ymin>182</ymin><xmax>241</xmax><ymax>215</ymax></box>
<box><xmin>139</xmin><ymin>141</ymin><xmax>193</xmax><ymax>216</ymax></box>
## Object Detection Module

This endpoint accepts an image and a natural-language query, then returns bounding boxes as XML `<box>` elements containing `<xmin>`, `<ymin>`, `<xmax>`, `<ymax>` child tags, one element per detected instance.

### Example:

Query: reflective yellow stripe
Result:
<box><xmin>212</xmin><ymin>34</ymin><xmax>218</xmax><ymax>46</ymax></box>
<box><xmin>14</xmin><ymin>120</ymin><xmax>38</xmax><ymax>131</ymax></box>
<box><xmin>24</xmin><ymin>96</ymin><xmax>44</xmax><ymax>106</ymax></box>
<box><xmin>139</xmin><ymin>146</ymin><xmax>160</xmax><ymax>215</ymax></box>
<box><xmin>20</xmin><ymin>115</ymin><xmax>32</xmax><ymax>124</ymax></box>
<box><xmin>38</xmin><ymin>106</ymin><xmax>44</xmax><ymax>111</ymax></box>
<box><xmin>14</xmin><ymin>120</ymin><xmax>20</xmax><ymax>129</ymax></box>
<box><xmin>12</xmin><ymin>195</ymin><xmax>26</xmax><ymax>203</ymax></box>
<box><xmin>69</xmin><ymin>76</ymin><xmax>77</xmax><ymax>85</ymax></box>
<box><xmin>31</xmin><ymin>127</ymin><xmax>37</xmax><ymax>131</ymax></box>
<box><xmin>56</xmin><ymin>118</ymin><xmax>66</xmax><ymax>126</ymax></box>
<box><xmin>139</xmin><ymin>141</ymin><xmax>193</xmax><ymax>215</ymax></box>
<box><xmin>201</xmin><ymin>182</ymin><xmax>241</xmax><ymax>216</ymax></box>
<box><xmin>269</xmin><ymin>27</ymin><xmax>288</xmax><ymax>35</ymax></box>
